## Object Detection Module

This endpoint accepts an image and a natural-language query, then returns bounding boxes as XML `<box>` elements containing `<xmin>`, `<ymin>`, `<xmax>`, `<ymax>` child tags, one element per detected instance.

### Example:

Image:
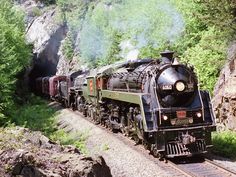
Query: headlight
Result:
<box><xmin>196</xmin><ymin>112</ymin><xmax>202</xmax><ymax>118</ymax></box>
<box><xmin>163</xmin><ymin>115</ymin><xmax>168</xmax><ymax>120</ymax></box>
<box><xmin>175</xmin><ymin>81</ymin><xmax>185</xmax><ymax>92</ymax></box>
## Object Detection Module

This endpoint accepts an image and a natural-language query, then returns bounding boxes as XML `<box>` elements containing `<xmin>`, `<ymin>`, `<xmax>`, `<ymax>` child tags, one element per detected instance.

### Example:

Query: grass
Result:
<box><xmin>11</xmin><ymin>95</ymin><xmax>57</xmax><ymax>136</ymax></box>
<box><xmin>50</xmin><ymin>129</ymin><xmax>89</xmax><ymax>154</ymax></box>
<box><xmin>9</xmin><ymin>95</ymin><xmax>88</xmax><ymax>154</ymax></box>
<box><xmin>212</xmin><ymin>131</ymin><xmax>236</xmax><ymax>159</ymax></box>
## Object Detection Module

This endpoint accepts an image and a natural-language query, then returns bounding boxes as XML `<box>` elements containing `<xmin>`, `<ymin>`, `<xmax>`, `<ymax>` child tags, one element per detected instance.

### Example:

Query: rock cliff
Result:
<box><xmin>17</xmin><ymin>0</ymin><xmax>78</xmax><ymax>90</ymax></box>
<box><xmin>212</xmin><ymin>42</ymin><xmax>236</xmax><ymax>131</ymax></box>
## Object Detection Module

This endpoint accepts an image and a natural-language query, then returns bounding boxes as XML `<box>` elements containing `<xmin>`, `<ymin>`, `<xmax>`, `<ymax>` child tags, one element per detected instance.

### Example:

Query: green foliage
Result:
<box><xmin>11</xmin><ymin>95</ymin><xmax>88</xmax><ymax>154</ymax></box>
<box><xmin>79</xmin><ymin>0</ymin><xmax>184</xmax><ymax>66</ymax></box>
<box><xmin>212</xmin><ymin>131</ymin><xmax>236</xmax><ymax>159</ymax></box>
<box><xmin>62</xmin><ymin>32</ymin><xmax>74</xmax><ymax>60</ymax></box>
<box><xmin>0</xmin><ymin>0</ymin><xmax>31</xmax><ymax>124</ymax></box>
<box><xmin>194</xmin><ymin>0</ymin><xmax>236</xmax><ymax>36</ymax></box>
<box><xmin>181</xmin><ymin>27</ymin><xmax>227</xmax><ymax>91</ymax></box>
<box><xmin>50</xmin><ymin>129</ymin><xmax>89</xmax><ymax>154</ymax></box>
<box><xmin>56</xmin><ymin>0</ymin><xmax>97</xmax><ymax>32</ymax></box>
<box><xmin>79</xmin><ymin>2</ymin><xmax>121</xmax><ymax>67</ymax></box>
<box><xmin>11</xmin><ymin>95</ymin><xmax>57</xmax><ymax>135</ymax></box>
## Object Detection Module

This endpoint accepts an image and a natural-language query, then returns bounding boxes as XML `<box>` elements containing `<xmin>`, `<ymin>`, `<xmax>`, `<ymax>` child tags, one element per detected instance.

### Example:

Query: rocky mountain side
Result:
<box><xmin>0</xmin><ymin>127</ymin><xmax>112</xmax><ymax>177</ymax></box>
<box><xmin>17</xmin><ymin>0</ymin><xmax>80</xmax><ymax>90</ymax></box>
<box><xmin>212</xmin><ymin>42</ymin><xmax>236</xmax><ymax>131</ymax></box>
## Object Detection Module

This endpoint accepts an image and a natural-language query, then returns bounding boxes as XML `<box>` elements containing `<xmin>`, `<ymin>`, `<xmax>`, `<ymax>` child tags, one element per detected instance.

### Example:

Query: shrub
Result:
<box><xmin>10</xmin><ymin>95</ymin><xmax>57</xmax><ymax>135</ymax></box>
<box><xmin>212</xmin><ymin>131</ymin><xmax>236</xmax><ymax>159</ymax></box>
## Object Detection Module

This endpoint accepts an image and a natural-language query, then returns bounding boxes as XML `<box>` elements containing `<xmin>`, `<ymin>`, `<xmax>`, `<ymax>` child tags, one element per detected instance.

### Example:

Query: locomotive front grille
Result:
<box><xmin>166</xmin><ymin>139</ymin><xmax>206</xmax><ymax>157</ymax></box>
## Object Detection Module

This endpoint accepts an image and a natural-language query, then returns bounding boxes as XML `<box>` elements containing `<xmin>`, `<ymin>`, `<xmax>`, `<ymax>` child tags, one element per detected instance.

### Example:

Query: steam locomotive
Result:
<box><xmin>36</xmin><ymin>51</ymin><xmax>216</xmax><ymax>158</ymax></box>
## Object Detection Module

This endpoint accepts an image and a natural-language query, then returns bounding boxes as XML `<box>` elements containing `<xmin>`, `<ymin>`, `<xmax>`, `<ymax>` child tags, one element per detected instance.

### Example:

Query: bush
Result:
<box><xmin>212</xmin><ymin>131</ymin><xmax>236</xmax><ymax>159</ymax></box>
<box><xmin>11</xmin><ymin>95</ymin><xmax>57</xmax><ymax>135</ymax></box>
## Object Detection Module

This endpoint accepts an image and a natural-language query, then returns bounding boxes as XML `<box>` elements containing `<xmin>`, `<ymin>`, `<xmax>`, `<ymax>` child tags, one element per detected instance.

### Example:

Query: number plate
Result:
<box><xmin>162</xmin><ymin>85</ymin><xmax>172</xmax><ymax>90</ymax></box>
<box><xmin>176</xmin><ymin>118</ymin><xmax>189</xmax><ymax>125</ymax></box>
<box><xmin>176</xmin><ymin>111</ymin><xmax>186</xmax><ymax>118</ymax></box>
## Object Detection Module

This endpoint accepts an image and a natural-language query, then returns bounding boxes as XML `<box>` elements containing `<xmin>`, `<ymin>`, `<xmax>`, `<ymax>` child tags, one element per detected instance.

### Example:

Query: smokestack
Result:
<box><xmin>160</xmin><ymin>50</ymin><xmax>174</xmax><ymax>63</ymax></box>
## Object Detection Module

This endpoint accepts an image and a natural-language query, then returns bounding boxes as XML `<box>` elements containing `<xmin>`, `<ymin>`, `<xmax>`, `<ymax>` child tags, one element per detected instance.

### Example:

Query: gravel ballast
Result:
<box><xmin>56</xmin><ymin>109</ymin><xmax>173</xmax><ymax>177</ymax></box>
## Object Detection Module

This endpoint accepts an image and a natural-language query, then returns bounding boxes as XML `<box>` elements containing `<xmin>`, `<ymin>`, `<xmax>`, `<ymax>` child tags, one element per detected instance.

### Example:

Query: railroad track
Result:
<box><xmin>66</xmin><ymin>108</ymin><xmax>236</xmax><ymax>177</ymax></box>
<box><xmin>169</xmin><ymin>157</ymin><xmax>236</xmax><ymax>177</ymax></box>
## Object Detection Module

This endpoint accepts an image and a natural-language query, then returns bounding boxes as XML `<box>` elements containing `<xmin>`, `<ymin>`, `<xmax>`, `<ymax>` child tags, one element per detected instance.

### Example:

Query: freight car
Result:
<box><xmin>37</xmin><ymin>50</ymin><xmax>216</xmax><ymax>158</ymax></box>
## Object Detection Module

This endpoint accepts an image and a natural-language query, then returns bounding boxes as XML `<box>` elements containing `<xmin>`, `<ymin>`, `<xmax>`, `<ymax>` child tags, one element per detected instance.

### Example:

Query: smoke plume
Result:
<box><xmin>79</xmin><ymin>0</ymin><xmax>185</xmax><ymax>64</ymax></box>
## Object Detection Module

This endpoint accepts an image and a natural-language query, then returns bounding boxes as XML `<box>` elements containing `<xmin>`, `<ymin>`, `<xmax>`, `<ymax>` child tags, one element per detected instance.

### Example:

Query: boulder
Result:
<box><xmin>0</xmin><ymin>127</ymin><xmax>112</xmax><ymax>177</ymax></box>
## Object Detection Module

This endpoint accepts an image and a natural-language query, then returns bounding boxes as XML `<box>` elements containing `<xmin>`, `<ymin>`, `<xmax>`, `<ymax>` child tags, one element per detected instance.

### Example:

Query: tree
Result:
<box><xmin>0</xmin><ymin>0</ymin><xmax>31</xmax><ymax>124</ymax></box>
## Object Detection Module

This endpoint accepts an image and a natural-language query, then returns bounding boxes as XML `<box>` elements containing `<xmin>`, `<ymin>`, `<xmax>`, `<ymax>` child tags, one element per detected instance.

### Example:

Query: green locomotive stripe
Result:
<box><xmin>101</xmin><ymin>90</ymin><xmax>146</xmax><ymax>104</ymax></box>
<box><xmin>101</xmin><ymin>90</ymin><xmax>150</xmax><ymax>131</ymax></box>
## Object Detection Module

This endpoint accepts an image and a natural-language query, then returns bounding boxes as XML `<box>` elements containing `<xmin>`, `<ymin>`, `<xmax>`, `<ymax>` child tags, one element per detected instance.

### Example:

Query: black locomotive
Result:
<box><xmin>37</xmin><ymin>51</ymin><xmax>216</xmax><ymax>158</ymax></box>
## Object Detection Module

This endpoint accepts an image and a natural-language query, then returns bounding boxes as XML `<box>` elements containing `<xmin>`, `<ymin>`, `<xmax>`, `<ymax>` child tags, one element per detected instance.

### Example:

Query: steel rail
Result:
<box><xmin>204</xmin><ymin>158</ymin><xmax>236</xmax><ymax>176</ymax></box>
<box><xmin>169</xmin><ymin>157</ymin><xmax>236</xmax><ymax>177</ymax></box>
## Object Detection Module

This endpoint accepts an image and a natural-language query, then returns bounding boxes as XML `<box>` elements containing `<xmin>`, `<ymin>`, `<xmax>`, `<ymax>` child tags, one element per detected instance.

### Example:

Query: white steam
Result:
<box><xmin>79</xmin><ymin>0</ymin><xmax>185</xmax><ymax>64</ymax></box>
<box><xmin>119</xmin><ymin>40</ymin><xmax>140</xmax><ymax>61</ymax></box>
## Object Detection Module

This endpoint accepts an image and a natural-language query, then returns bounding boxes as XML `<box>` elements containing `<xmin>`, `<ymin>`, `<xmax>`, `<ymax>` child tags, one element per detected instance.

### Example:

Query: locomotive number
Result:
<box><xmin>162</xmin><ymin>85</ymin><xmax>172</xmax><ymax>90</ymax></box>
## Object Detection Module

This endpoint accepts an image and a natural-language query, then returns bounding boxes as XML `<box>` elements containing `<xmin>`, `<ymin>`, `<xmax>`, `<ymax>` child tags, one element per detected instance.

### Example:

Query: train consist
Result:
<box><xmin>36</xmin><ymin>51</ymin><xmax>216</xmax><ymax>158</ymax></box>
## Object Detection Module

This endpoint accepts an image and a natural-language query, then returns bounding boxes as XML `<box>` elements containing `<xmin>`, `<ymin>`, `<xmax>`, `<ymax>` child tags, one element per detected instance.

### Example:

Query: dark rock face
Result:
<box><xmin>212</xmin><ymin>42</ymin><xmax>236</xmax><ymax>131</ymax></box>
<box><xmin>25</xmin><ymin>8</ymin><xmax>68</xmax><ymax>91</ymax></box>
<box><xmin>17</xmin><ymin>0</ymin><xmax>82</xmax><ymax>91</ymax></box>
<box><xmin>0</xmin><ymin>127</ymin><xmax>112</xmax><ymax>177</ymax></box>
<box><xmin>17</xmin><ymin>0</ymin><xmax>68</xmax><ymax>91</ymax></box>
